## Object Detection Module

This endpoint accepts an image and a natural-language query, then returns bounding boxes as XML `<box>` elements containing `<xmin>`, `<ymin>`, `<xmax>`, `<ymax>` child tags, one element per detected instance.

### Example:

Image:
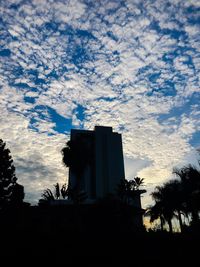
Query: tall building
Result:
<box><xmin>69</xmin><ymin>126</ymin><xmax>125</xmax><ymax>200</ymax></box>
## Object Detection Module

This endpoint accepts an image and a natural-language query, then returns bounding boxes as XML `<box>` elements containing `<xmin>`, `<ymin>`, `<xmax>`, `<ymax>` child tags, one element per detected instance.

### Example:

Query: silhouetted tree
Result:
<box><xmin>150</xmin><ymin>180</ymin><xmax>185</xmax><ymax>232</ymax></box>
<box><xmin>41</xmin><ymin>183</ymin><xmax>68</xmax><ymax>203</ymax></box>
<box><xmin>117</xmin><ymin>177</ymin><xmax>145</xmax><ymax>205</ymax></box>
<box><xmin>9</xmin><ymin>180</ymin><xmax>25</xmax><ymax>207</ymax></box>
<box><xmin>151</xmin><ymin>185</ymin><xmax>174</xmax><ymax>233</ymax></box>
<box><xmin>164</xmin><ymin>179</ymin><xmax>185</xmax><ymax>232</ymax></box>
<box><xmin>132</xmin><ymin>177</ymin><xmax>144</xmax><ymax>190</ymax></box>
<box><xmin>117</xmin><ymin>179</ymin><xmax>128</xmax><ymax>203</ymax></box>
<box><xmin>61</xmin><ymin>136</ymin><xmax>92</xmax><ymax>202</ymax></box>
<box><xmin>41</xmin><ymin>188</ymin><xmax>55</xmax><ymax>201</ymax></box>
<box><xmin>148</xmin><ymin>161</ymin><xmax>200</xmax><ymax>232</ymax></box>
<box><xmin>116</xmin><ymin>179</ymin><xmax>135</xmax><ymax>205</ymax></box>
<box><xmin>0</xmin><ymin>139</ymin><xmax>24</xmax><ymax>209</ymax></box>
<box><xmin>146</xmin><ymin>202</ymin><xmax>165</xmax><ymax>231</ymax></box>
<box><xmin>173</xmin><ymin>164</ymin><xmax>200</xmax><ymax>224</ymax></box>
<box><xmin>60</xmin><ymin>183</ymin><xmax>68</xmax><ymax>199</ymax></box>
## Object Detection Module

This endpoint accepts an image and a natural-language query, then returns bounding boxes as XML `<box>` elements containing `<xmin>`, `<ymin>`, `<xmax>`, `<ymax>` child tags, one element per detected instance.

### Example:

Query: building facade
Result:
<box><xmin>69</xmin><ymin>126</ymin><xmax>125</xmax><ymax>200</ymax></box>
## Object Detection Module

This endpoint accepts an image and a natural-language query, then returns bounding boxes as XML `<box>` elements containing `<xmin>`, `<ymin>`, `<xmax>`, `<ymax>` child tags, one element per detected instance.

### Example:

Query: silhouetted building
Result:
<box><xmin>69</xmin><ymin>126</ymin><xmax>125</xmax><ymax>200</ymax></box>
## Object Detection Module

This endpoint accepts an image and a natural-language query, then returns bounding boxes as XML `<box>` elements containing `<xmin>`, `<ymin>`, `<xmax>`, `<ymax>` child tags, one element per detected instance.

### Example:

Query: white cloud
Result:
<box><xmin>0</xmin><ymin>111</ymin><xmax>68</xmax><ymax>204</ymax></box>
<box><xmin>0</xmin><ymin>0</ymin><xmax>200</xmax><ymax>207</ymax></box>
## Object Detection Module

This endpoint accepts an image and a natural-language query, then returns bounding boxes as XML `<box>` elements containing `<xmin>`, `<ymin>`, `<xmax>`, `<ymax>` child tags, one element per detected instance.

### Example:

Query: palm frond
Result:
<box><xmin>41</xmin><ymin>188</ymin><xmax>55</xmax><ymax>201</ymax></box>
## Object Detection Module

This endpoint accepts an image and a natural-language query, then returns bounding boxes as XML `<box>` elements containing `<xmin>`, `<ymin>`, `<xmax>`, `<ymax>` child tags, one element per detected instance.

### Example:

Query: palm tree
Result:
<box><xmin>151</xmin><ymin>185</ymin><xmax>174</xmax><ymax>233</ymax></box>
<box><xmin>146</xmin><ymin>202</ymin><xmax>165</xmax><ymax>231</ymax></box>
<box><xmin>116</xmin><ymin>177</ymin><xmax>146</xmax><ymax>207</ymax></box>
<box><xmin>61</xmin><ymin>136</ymin><xmax>92</xmax><ymax>202</ymax></box>
<box><xmin>163</xmin><ymin>180</ymin><xmax>185</xmax><ymax>232</ymax></box>
<box><xmin>116</xmin><ymin>179</ymin><xmax>136</xmax><ymax>205</ymax></box>
<box><xmin>173</xmin><ymin>164</ymin><xmax>200</xmax><ymax>224</ymax></box>
<box><xmin>41</xmin><ymin>183</ymin><xmax>68</xmax><ymax>202</ymax></box>
<box><xmin>132</xmin><ymin>177</ymin><xmax>144</xmax><ymax>190</ymax></box>
<box><xmin>41</xmin><ymin>188</ymin><xmax>55</xmax><ymax>201</ymax></box>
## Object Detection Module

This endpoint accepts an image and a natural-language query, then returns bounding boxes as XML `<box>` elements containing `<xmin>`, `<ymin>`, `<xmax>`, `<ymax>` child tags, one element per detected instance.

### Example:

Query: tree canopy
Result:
<box><xmin>147</xmin><ymin>161</ymin><xmax>200</xmax><ymax>232</ymax></box>
<box><xmin>0</xmin><ymin>139</ymin><xmax>24</xmax><ymax>209</ymax></box>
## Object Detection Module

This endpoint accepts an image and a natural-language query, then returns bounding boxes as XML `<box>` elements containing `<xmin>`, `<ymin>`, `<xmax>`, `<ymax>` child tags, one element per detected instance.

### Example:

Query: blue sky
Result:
<box><xmin>0</xmin><ymin>0</ymin><xmax>200</xmax><ymax>207</ymax></box>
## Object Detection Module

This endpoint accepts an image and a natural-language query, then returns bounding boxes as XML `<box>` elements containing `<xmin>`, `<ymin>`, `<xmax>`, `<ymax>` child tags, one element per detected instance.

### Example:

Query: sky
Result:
<box><xmin>0</xmin><ymin>0</ymin><xmax>200</xmax><ymax>207</ymax></box>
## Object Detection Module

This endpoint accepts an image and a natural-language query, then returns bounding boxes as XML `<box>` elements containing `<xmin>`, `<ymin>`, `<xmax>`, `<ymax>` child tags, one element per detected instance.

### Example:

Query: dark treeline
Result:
<box><xmin>0</xmin><ymin>138</ymin><xmax>200</xmax><ymax>265</ymax></box>
<box><xmin>147</xmin><ymin>162</ymin><xmax>200</xmax><ymax>233</ymax></box>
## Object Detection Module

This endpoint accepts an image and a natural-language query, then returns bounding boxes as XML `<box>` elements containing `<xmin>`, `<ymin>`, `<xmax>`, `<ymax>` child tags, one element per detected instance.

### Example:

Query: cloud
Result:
<box><xmin>124</xmin><ymin>156</ymin><xmax>152</xmax><ymax>179</ymax></box>
<box><xmin>0</xmin><ymin>111</ymin><xmax>68</xmax><ymax>204</ymax></box>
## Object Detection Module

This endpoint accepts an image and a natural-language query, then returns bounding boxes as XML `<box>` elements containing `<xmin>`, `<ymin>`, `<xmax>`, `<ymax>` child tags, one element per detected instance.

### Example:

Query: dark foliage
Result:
<box><xmin>0</xmin><ymin>204</ymin><xmax>199</xmax><ymax>266</ymax></box>
<box><xmin>39</xmin><ymin>183</ymin><xmax>68</xmax><ymax>205</ymax></box>
<box><xmin>61</xmin><ymin>135</ymin><xmax>93</xmax><ymax>202</ymax></box>
<box><xmin>0</xmin><ymin>139</ymin><xmax>24</xmax><ymax>209</ymax></box>
<box><xmin>147</xmin><ymin>161</ymin><xmax>200</xmax><ymax>232</ymax></box>
<box><xmin>116</xmin><ymin>177</ymin><xmax>146</xmax><ymax>205</ymax></box>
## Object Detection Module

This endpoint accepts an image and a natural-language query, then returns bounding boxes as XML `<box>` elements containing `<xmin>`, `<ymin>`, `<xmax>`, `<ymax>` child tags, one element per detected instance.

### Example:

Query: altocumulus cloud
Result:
<box><xmin>0</xmin><ymin>0</ymin><xmax>200</xmax><ymax>207</ymax></box>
